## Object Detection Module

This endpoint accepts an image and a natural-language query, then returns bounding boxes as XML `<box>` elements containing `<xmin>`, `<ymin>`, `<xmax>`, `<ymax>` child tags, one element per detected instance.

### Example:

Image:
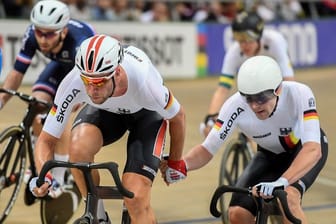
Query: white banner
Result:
<box><xmin>0</xmin><ymin>20</ymin><xmax>197</xmax><ymax>84</ymax></box>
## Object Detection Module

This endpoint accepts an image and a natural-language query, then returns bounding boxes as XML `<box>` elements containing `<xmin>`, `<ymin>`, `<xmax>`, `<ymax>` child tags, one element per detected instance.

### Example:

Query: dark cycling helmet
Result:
<box><xmin>232</xmin><ymin>11</ymin><xmax>264</xmax><ymax>41</ymax></box>
<box><xmin>30</xmin><ymin>0</ymin><xmax>70</xmax><ymax>30</ymax></box>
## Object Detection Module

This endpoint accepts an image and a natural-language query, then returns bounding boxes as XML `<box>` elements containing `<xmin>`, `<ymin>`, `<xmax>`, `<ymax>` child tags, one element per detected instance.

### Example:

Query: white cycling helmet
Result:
<box><xmin>30</xmin><ymin>0</ymin><xmax>70</xmax><ymax>30</ymax></box>
<box><xmin>237</xmin><ymin>56</ymin><xmax>282</xmax><ymax>95</ymax></box>
<box><xmin>75</xmin><ymin>35</ymin><xmax>124</xmax><ymax>76</ymax></box>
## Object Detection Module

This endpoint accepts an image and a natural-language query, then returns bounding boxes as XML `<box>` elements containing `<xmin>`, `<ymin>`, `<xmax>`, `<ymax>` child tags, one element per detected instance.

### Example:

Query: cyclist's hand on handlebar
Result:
<box><xmin>200</xmin><ymin>113</ymin><xmax>218</xmax><ymax>138</ymax></box>
<box><xmin>29</xmin><ymin>174</ymin><xmax>52</xmax><ymax>197</ymax></box>
<box><xmin>255</xmin><ymin>177</ymin><xmax>289</xmax><ymax>197</ymax></box>
<box><xmin>165</xmin><ymin>159</ymin><xmax>187</xmax><ymax>184</ymax></box>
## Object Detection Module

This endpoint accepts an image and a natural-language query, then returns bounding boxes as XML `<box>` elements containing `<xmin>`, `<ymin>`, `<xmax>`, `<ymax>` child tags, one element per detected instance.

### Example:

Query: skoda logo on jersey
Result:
<box><xmin>219</xmin><ymin>107</ymin><xmax>244</xmax><ymax>140</ymax></box>
<box><xmin>56</xmin><ymin>88</ymin><xmax>80</xmax><ymax>123</ymax></box>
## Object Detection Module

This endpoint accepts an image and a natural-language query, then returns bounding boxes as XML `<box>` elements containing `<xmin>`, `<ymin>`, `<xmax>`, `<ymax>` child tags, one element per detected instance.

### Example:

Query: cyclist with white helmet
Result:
<box><xmin>201</xmin><ymin>11</ymin><xmax>295</xmax><ymax>136</ymax></box>
<box><xmin>0</xmin><ymin>0</ymin><xmax>95</xmax><ymax>222</ymax></box>
<box><xmin>161</xmin><ymin>56</ymin><xmax>328</xmax><ymax>224</ymax></box>
<box><xmin>30</xmin><ymin>34</ymin><xmax>186</xmax><ymax>224</ymax></box>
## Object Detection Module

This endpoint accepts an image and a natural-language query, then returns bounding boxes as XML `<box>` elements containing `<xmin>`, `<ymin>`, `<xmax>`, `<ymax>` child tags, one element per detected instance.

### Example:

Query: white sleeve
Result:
<box><xmin>43</xmin><ymin>68</ymin><xmax>84</xmax><ymax>138</ymax></box>
<box><xmin>141</xmin><ymin>62</ymin><xmax>181</xmax><ymax>119</ymax></box>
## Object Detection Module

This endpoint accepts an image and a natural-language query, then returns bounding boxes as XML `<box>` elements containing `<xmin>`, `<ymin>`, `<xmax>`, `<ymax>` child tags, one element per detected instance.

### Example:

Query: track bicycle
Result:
<box><xmin>37</xmin><ymin>160</ymin><xmax>134</xmax><ymax>224</ymax></box>
<box><xmin>0</xmin><ymin>88</ymin><xmax>81</xmax><ymax>223</ymax></box>
<box><xmin>219</xmin><ymin>132</ymin><xmax>254</xmax><ymax>223</ymax></box>
<box><xmin>0</xmin><ymin>88</ymin><xmax>52</xmax><ymax>222</ymax></box>
<box><xmin>210</xmin><ymin>185</ymin><xmax>301</xmax><ymax>224</ymax></box>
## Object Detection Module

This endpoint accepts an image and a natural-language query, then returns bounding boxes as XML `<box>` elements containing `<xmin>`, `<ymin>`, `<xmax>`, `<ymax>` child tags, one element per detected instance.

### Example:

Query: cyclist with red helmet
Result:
<box><xmin>29</xmin><ymin>34</ymin><xmax>186</xmax><ymax>224</ymax></box>
<box><xmin>201</xmin><ymin>11</ymin><xmax>294</xmax><ymax>137</ymax></box>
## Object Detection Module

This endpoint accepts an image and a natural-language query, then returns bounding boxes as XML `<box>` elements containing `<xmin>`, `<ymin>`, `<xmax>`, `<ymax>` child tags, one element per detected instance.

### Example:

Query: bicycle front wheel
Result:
<box><xmin>0</xmin><ymin>126</ymin><xmax>27</xmax><ymax>223</ymax></box>
<box><xmin>218</xmin><ymin>139</ymin><xmax>252</xmax><ymax>224</ymax></box>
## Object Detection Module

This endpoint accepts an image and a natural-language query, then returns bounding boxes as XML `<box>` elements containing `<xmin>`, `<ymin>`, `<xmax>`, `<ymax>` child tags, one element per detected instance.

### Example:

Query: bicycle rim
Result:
<box><xmin>219</xmin><ymin>140</ymin><xmax>252</xmax><ymax>224</ymax></box>
<box><xmin>0</xmin><ymin>126</ymin><xmax>26</xmax><ymax>223</ymax></box>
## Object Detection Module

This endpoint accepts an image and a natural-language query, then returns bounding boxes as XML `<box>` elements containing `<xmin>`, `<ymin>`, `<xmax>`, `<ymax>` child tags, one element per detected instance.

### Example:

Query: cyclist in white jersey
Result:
<box><xmin>29</xmin><ymin>35</ymin><xmax>187</xmax><ymax>224</ymax></box>
<box><xmin>201</xmin><ymin>11</ymin><xmax>295</xmax><ymax>136</ymax></box>
<box><xmin>161</xmin><ymin>56</ymin><xmax>328</xmax><ymax>224</ymax></box>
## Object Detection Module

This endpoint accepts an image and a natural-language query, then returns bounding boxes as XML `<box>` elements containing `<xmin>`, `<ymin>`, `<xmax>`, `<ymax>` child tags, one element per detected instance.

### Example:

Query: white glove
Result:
<box><xmin>29</xmin><ymin>176</ymin><xmax>52</xmax><ymax>197</ymax></box>
<box><xmin>0</xmin><ymin>100</ymin><xmax>3</xmax><ymax>110</ymax></box>
<box><xmin>29</xmin><ymin>175</ymin><xmax>63</xmax><ymax>198</ymax></box>
<box><xmin>256</xmin><ymin>177</ymin><xmax>289</xmax><ymax>196</ymax></box>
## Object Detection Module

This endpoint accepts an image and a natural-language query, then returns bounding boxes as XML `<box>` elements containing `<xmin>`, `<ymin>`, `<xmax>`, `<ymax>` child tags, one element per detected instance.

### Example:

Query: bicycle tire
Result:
<box><xmin>0</xmin><ymin>126</ymin><xmax>27</xmax><ymax>223</ymax></box>
<box><xmin>218</xmin><ymin>139</ymin><xmax>252</xmax><ymax>224</ymax></box>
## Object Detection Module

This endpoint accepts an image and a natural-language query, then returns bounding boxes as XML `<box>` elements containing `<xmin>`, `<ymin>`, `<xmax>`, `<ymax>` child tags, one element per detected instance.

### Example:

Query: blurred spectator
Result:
<box><xmin>172</xmin><ymin>2</ymin><xmax>196</xmax><ymax>21</ymax></box>
<box><xmin>140</xmin><ymin>2</ymin><xmax>171</xmax><ymax>22</ymax></box>
<box><xmin>253</xmin><ymin>0</ymin><xmax>304</xmax><ymax>22</ymax></box>
<box><xmin>127</xmin><ymin>0</ymin><xmax>147</xmax><ymax>21</ymax></box>
<box><xmin>67</xmin><ymin>0</ymin><xmax>91</xmax><ymax>20</ymax></box>
<box><xmin>111</xmin><ymin>0</ymin><xmax>131</xmax><ymax>21</ymax></box>
<box><xmin>3</xmin><ymin>0</ymin><xmax>33</xmax><ymax>18</ymax></box>
<box><xmin>196</xmin><ymin>1</ymin><xmax>239</xmax><ymax>23</ymax></box>
<box><xmin>91</xmin><ymin>0</ymin><xmax>115</xmax><ymax>20</ymax></box>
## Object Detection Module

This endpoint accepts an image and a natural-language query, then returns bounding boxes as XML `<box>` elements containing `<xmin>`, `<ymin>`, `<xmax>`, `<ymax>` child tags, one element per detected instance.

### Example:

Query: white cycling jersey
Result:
<box><xmin>222</xmin><ymin>29</ymin><xmax>294</xmax><ymax>79</ymax></box>
<box><xmin>43</xmin><ymin>45</ymin><xmax>181</xmax><ymax>138</ymax></box>
<box><xmin>203</xmin><ymin>81</ymin><xmax>320</xmax><ymax>155</ymax></box>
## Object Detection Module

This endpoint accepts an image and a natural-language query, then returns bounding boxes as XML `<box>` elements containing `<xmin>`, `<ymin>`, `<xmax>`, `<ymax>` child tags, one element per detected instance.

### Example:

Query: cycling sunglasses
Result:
<box><xmin>240</xmin><ymin>89</ymin><xmax>276</xmax><ymax>105</ymax></box>
<box><xmin>33</xmin><ymin>26</ymin><xmax>62</xmax><ymax>39</ymax></box>
<box><xmin>233</xmin><ymin>31</ymin><xmax>258</xmax><ymax>43</ymax></box>
<box><xmin>80</xmin><ymin>72</ymin><xmax>115</xmax><ymax>87</ymax></box>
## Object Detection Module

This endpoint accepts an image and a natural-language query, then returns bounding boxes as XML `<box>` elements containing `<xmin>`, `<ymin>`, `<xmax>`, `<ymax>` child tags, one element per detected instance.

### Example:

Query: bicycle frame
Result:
<box><xmin>37</xmin><ymin>160</ymin><xmax>134</xmax><ymax>224</ymax></box>
<box><xmin>210</xmin><ymin>185</ymin><xmax>301</xmax><ymax>224</ymax></box>
<box><xmin>0</xmin><ymin>88</ymin><xmax>51</xmax><ymax>222</ymax></box>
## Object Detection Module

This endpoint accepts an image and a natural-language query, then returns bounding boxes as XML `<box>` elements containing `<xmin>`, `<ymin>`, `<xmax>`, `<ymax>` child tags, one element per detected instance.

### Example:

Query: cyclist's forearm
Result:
<box><xmin>282</xmin><ymin>142</ymin><xmax>321</xmax><ymax>184</ymax></box>
<box><xmin>168</xmin><ymin>107</ymin><xmax>186</xmax><ymax>160</ymax></box>
<box><xmin>35</xmin><ymin>131</ymin><xmax>58</xmax><ymax>174</ymax></box>
<box><xmin>207</xmin><ymin>86</ymin><xmax>230</xmax><ymax>115</ymax></box>
<box><xmin>0</xmin><ymin>70</ymin><xmax>24</xmax><ymax>105</ymax></box>
<box><xmin>184</xmin><ymin>145</ymin><xmax>213</xmax><ymax>171</ymax></box>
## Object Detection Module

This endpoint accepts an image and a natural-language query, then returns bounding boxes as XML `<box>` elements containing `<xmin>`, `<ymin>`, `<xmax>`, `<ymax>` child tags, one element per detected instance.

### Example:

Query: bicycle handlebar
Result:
<box><xmin>209</xmin><ymin>185</ymin><xmax>301</xmax><ymax>224</ymax></box>
<box><xmin>0</xmin><ymin>88</ymin><xmax>51</xmax><ymax>108</ymax></box>
<box><xmin>37</xmin><ymin>160</ymin><xmax>134</xmax><ymax>199</ymax></box>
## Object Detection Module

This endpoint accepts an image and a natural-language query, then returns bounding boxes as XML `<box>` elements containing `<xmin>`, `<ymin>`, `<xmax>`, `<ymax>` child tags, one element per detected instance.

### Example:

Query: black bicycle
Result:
<box><xmin>37</xmin><ymin>160</ymin><xmax>134</xmax><ymax>224</ymax></box>
<box><xmin>219</xmin><ymin>132</ymin><xmax>254</xmax><ymax>223</ymax></box>
<box><xmin>0</xmin><ymin>88</ymin><xmax>52</xmax><ymax>222</ymax></box>
<box><xmin>210</xmin><ymin>185</ymin><xmax>302</xmax><ymax>224</ymax></box>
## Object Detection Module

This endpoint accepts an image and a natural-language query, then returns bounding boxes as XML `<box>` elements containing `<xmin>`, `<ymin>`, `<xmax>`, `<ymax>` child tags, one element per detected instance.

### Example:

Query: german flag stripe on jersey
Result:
<box><xmin>214</xmin><ymin>119</ymin><xmax>224</xmax><ymax>131</ymax></box>
<box><xmin>50</xmin><ymin>104</ymin><xmax>57</xmax><ymax>116</ymax></box>
<box><xmin>279</xmin><ymin>132</ymin><xmax>299</xmax><ymax>150</ymax></box>
<box><xmin>164</xmin><ymin>91</ymin><xmax>174</xmax><ymax>110</ymax></box>
<box><xmin>304</xmin><ymin>109</ymin><xmax>318</xmax><ymax>121</ymax></box>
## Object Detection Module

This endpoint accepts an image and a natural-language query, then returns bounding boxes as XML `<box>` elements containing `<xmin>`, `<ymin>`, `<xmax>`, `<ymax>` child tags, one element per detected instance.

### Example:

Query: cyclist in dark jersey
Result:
<box><xmin>0</xmin><ymin>0</ymin><xmax>95</xmax><ymax>221</ymax></box>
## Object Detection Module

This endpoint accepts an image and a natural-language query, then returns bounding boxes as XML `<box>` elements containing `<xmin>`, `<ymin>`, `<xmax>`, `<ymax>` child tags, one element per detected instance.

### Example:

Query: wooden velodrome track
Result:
<box><xmin>1</xmin><ymin>66</ymin><xmax>336</xmax><ymax>224</ymax></box>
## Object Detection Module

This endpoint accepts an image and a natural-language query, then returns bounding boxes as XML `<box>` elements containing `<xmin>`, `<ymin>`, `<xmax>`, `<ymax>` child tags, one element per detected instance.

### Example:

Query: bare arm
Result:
<box><xmin>168</xmin><ymin>106</ymin><xmax>186</xmax><ymax>160</ymax></box>
<box><xmin>282</xmin><ymin>141</ymin><xmax>321</xmax><ymax>184</ymax></box>
<box><xmin>183</xmin><ymin>144</ymin><xmax>213</xmax><ymax>171</ymax></box>
<box><xmin>207</xmin><ymin>85</ymin><xmax>230</xmax><ymax>114</ymax></box>
<box><xmin>0</xmin><ymin>69</ymin><xmax>24</xmax><ymax>106</ymax></box>
<box><xmin>34</xmin><ymin>131</ymin><xmax>59</xmax><ymax>174</ymax></box>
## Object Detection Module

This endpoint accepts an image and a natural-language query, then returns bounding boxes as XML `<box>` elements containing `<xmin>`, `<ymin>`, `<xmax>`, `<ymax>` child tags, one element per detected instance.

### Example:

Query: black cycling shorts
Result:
<box><xmin>72</xmin><ymin>104</ymin><xmax>167</xmax><ymax>181</ymax></box>
<box><xmin>229</xmin><ymin>129</ymin><xmax>328</xmax><ymax>215</ymax></box>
